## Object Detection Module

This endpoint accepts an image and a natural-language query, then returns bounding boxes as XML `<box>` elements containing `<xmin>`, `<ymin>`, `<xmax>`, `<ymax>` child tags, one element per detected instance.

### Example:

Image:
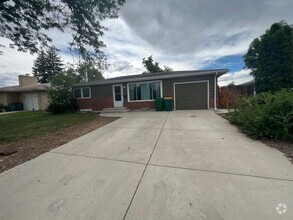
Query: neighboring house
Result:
<box><xmin>237</xmin><ymin>79</ymin><xmax>255</xmax><ymax>96</ymax></box>
<box><xmin>0</xmin><ymin>75</ymin><xmax>49</xmax><ymax>111</ymax></box>
<box><xmin>73</xmin><ymin>69</ymin><xmax>228</xmax><ymax>111</ymax></box>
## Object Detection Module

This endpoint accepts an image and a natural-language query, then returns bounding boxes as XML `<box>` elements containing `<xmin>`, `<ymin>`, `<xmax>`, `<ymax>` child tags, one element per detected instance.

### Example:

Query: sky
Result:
<box><xmin>0</xmin><ymin>0</ymin><xmax>293</xmax><ymax>87</ymax></box>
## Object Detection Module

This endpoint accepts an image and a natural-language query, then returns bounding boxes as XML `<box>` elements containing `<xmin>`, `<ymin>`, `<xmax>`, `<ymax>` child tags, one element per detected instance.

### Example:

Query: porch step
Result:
<box><xmin>101</xmin><ymin>107</ymin><xmax>131</xmax><ymax>113</ymax></box>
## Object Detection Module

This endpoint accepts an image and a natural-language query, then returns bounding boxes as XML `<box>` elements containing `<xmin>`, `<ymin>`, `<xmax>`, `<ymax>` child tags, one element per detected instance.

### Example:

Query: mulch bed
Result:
<box><xmin>262</xmin><ymin>138</ymin><xmax>293</xmax><ymax>164</ymax></box>
<box><xmin>0</xmin><ymin>115</ymin><xmax>118</xmax><ymax>173</ymax></box>
<box><xmin>219</xmin><ymin>113</ymin><xmax>293</xmax><ymax>164</ymax></box>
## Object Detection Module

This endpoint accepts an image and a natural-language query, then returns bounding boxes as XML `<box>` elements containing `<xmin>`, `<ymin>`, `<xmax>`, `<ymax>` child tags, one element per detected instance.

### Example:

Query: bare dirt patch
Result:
<box><xmin>0</xmin><ymin>115</ymin><xmax>118</xmax><ymax>173</ymax></box>
<box><xmin>218</xmin><ymin>112</ymin><xmax>293</xmax><ymax>164</ymax></box>
<box><xmin>263</xmin><ymin>138</ymin><xmax>293</xmax><ymax>164</ymax></box>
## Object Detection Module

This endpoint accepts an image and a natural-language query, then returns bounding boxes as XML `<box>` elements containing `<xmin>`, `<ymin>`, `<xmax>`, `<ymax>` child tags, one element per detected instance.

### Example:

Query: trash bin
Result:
<box><xmin>16</xmin><ymin>103</ymin><xmax>23</xmax><ymax>111</ymax></box>
<box><xmin>8</xmin><ymin>103</ymin><xmax>17</xmax><ymax>111</ymax></box>
<box><xmin>155</xmin><ymin>98</ymin><xmax>164</xmax><ymax>111</ymax></box>
<box><xmin>164</xmin><ymin>97</ymin><xmax>173</xmax><ymax>111</ymax></box>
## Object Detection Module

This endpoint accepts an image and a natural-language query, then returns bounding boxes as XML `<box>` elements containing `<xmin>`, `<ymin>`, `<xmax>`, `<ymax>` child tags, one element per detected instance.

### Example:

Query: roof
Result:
<box><xmin>0</xmin><ymin>83</ymin><xmax>50</xmax><ymax>92</ymax></box>
<box><xmin>237</xmin><ymin>79</ymin><xmax>255</xmax><ymax>86</ymax></box>
<box><xmin>73</xmin><ymin>69</ymin><xmax>229</xmax><ymax>87</ymax></box>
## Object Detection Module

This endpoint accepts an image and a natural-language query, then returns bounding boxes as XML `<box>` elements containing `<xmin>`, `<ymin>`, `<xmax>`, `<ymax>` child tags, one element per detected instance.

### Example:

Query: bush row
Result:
<box><xmin>226</xmin><ymin>89</ymin><xmax>293</xmax><ymax>141</ymax></box>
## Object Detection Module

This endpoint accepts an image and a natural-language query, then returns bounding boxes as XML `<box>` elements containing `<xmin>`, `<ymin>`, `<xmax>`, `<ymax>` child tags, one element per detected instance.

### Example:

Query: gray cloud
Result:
<box><xmin>0</xmin><ymin>72</ymin><xmax>19</xmax><ymax>87</ymax></box>
<box><xmin>121</xmin><ymin>0</ymin><xmax>293</xmax><ymax>54</ymax></box>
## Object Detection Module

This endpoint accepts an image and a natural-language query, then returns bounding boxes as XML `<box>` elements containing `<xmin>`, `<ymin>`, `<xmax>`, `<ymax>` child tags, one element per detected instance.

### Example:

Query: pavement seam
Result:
<box><xmin>49</xmin><ymin>151</ymin><xmax>146</xmax><ymax>166</ymax></box>
<box><xmin>122</xmin><ymin>112</ymin><xmax>170</xmax><ymax>220</ymax></box>
<box><xmin>148</xmin><ymin>163</ymin><xmax>293</xmax><ymax>182</ymax></box>
<box><xmin>102</xmin><ymin>126</ymin><xmax>162</xmax><ymax>130</ymax></box>
<box><xmin>163</xmin><ymin>128</ymin><xmax>240</xmax><ymax>132</ymax></box>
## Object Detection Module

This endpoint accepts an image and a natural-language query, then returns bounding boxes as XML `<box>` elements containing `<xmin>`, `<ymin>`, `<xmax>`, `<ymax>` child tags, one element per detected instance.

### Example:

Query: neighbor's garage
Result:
<box><xmin>23</xmin><ymin>93</ymin><xmax>39</xmax><ymax>111</ymax></box>
<box><xmin>174</xmin><ymin>82</ymin><xmax>208</xmax><ymax>110</ymax></box>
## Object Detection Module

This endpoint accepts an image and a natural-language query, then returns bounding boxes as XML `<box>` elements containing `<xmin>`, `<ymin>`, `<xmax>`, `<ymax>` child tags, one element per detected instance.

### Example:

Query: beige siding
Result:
<box><xmin>38</xmin><ymin>92</ymin><xmax>49</xmax><ymax>110</ymax></box>
<box><xmin>6</xmin><ymin>93</ymin><xmax>20</xmax><ymax>104</ymax></box>
<box><xmin>0</xmin><ymin>92</ymin><xmax>8</xmax><ymax>105</ymax></box>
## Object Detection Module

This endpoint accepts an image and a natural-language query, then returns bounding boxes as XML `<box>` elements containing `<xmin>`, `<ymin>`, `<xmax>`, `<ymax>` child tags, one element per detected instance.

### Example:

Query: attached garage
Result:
<box><xmin>174</xmin><ymin>81</ymin><xmax>209</xmax><ymax>110</ymax></box>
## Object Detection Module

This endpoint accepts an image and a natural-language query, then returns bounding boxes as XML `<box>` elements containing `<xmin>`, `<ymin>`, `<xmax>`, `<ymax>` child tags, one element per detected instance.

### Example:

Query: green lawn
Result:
<box><xmin>0</xmin><ymin>111</ymin><xmax>96</xmax><ymax>144</ymax></box>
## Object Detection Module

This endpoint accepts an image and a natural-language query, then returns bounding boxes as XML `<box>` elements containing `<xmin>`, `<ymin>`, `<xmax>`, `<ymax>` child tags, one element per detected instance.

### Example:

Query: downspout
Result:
<box><xmin>214</xmin><ymin>72</ymin><xmax>217</xmax><ymax>110</ymax></box>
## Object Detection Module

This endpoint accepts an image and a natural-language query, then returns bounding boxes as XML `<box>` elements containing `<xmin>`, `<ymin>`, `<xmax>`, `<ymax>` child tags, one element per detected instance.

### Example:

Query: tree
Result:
<box><xmin>243</xmin><ymin>21</ymin><xmax>293</xmax><ymax>93</ymax></box>
<box><xmin>33</xmin><ymin>47</ymin><xmax>64</xmax><ymax>83</ymax></box>
<box><xmin>76</xmin><ymin>61</ymin><xmax>104</xmax><ymax>82</ymax></box>
<box><xmin>142</xmin><ymin>56</ymin><xmax>173</xmax><ymax>73</ymax></box>
<box><xmin>47</xmin><ymin>72</ymin><xmax>78</xmax><ymax>114</ymax></box>
<box><xmin>0</xmin><ymin>0</ymin><xmax>125</xmax><ymax>60</ymax></box>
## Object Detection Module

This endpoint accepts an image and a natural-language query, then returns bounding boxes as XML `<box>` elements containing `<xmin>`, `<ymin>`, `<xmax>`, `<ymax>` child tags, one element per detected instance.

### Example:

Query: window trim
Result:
<box><xmin>74</xmin><ymin>87</ymin><xmax>91</xmax><ymax>99</ymax></box>
<box><xmin>127</xmin><ymin>80</ymin><xmax>163</xmax><ymax>102</ymax></box>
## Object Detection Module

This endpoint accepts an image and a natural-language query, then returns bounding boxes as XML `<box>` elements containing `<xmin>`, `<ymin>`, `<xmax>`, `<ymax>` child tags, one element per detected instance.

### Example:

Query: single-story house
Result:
<box><xmin>0</xmin><ymin>75</ymin><xmax>49</xmax><ymax>111</ymax></box>
<box><xmin>73</xmin><ymin>69</ymin><xmax>229</xmax><ymax>111</ymax></box>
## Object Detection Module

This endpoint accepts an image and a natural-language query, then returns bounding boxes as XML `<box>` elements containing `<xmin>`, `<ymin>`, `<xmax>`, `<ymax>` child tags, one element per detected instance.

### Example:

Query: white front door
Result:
<box><xmin>23</xmin><ymin>93</ymin><xmax>39</xmax><ymax>111</ymax></box>
<box><xmin>113</xmin><ymin>84</ymin><xmax>123</xmax><ymax>107</ymax></box>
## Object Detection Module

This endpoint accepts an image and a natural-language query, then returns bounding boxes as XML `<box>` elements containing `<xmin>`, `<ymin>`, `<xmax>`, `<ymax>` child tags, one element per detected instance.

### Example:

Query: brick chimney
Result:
<box><xmin>18</xmin><ymin>75</ymin><xmax>38</xmax><ymax>87</ymax></box>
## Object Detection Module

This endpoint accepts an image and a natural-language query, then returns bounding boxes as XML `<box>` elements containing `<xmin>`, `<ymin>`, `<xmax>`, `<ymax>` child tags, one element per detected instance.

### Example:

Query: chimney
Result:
<box><xmin>18</xmin><ymin>75</ymin><xmax>38</xmax><ymax>87</ymax></box>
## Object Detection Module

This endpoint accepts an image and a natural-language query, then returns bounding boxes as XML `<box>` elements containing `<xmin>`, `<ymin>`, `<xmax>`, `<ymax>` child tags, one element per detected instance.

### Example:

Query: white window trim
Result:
<box><xmin>173</xmin><ymin>80</ymin><xmax>209</xmax><ymax>110</ymax></box>
<box><xmin>127</xmin><ymin>80</ymin><xmax>163</xmax><ymax>102</ymax></box>
<box><xmin>75</xmin><ymin>87</ymin><xmax>91</xmax><ymax>99</ymax></box>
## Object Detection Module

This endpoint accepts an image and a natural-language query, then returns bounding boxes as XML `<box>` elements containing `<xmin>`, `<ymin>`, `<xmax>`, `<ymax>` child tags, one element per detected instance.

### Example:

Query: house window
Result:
<box><xmin>74</xmin><ymin>87</ymin><xmax>91</xmax><ymax>99</ymax></box>
<box><xmin>128</xmin><ymin>81</ymin><xmax>161</xmax><ymax>101</ymax></box>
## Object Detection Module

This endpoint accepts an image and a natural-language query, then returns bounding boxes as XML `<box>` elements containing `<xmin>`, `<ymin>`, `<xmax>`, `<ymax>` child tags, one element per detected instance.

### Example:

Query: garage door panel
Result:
<box><xmin>175</xmin><ymin>82</ymin><xmax>208</xmax><ymax>110</ymax></box>
<box><xmin>23</xmin><ymin>93</ymin><xmax>39</xmax><ymax>111</ymax></box>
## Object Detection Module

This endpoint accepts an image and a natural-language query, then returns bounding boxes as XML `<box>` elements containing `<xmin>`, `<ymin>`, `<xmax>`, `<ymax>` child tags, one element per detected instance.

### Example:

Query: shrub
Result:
<box><xmin>227</xmin><ymin>89</ymin><xmax>293</xmax><ymax>141</ymax></box>
<box><xmin>47</xmin><ymin>72</ymin><xmax>79</xmax><ymax>114</ymax></box>
<box><xmin>47</xmin><ymin>97</ymin><xmax>78</xmax><ymax>114</ymax></box>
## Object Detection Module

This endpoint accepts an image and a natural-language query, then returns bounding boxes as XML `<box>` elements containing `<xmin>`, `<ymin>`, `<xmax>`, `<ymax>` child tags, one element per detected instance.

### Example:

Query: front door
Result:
<box><xmin>113</xmin><ymin>84</ymin><xmax>123</xmax><ymax>107</ymax></box>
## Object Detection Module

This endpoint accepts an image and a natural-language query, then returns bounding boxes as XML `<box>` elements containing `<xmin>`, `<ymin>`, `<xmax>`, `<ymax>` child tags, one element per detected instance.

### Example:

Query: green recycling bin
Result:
<box><xmin>8</xmin><ymin>103</ymin><xmax>17</xmax><ymax>111</ymax></box>
<box><xmin>155</xmin><ymin>98</ymin><xmax>164</xmax><ymax>111</ymax></box>
<box><xmin>164</xmin><ymin>97</ymin><xmax>173</xmax><ymax>111</ymax></box>
<box><xmin>16</xmin><ymin>103</ymin><xmax>23</xmax><ymax>111</ymax></box>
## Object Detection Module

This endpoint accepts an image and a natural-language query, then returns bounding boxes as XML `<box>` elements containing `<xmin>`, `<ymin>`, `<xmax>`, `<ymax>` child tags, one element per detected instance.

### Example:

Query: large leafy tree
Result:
<box><xmin>0</xmin><ymin>0</ymin><xmax>125</xmax><ymax>60</ymax></box>
<box><xmin>243</xmin><ymin>21</ymin><xmax>293</xmax><ymax>93</ymax></box>
<box><xmin>75</xmin><ymin>61</ymin><xmax>104</xmax><ymax>82</ymax></box>
<box><xmin>142</xmin><ymin>55</ymin><xmax>173</xmax><ymax>73</ymax></box>
<box><xmin>33</xmin><ymin>47</ymin><xmax>64</xmax><ymax>83</ymax></box>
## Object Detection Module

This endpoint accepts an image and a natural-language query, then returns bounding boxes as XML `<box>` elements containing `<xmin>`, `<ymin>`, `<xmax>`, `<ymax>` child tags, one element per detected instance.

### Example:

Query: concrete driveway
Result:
<box><xmin>0</xmin><ymin>110</ymin><xmax>292</xmax><ymax>219</ymax></box>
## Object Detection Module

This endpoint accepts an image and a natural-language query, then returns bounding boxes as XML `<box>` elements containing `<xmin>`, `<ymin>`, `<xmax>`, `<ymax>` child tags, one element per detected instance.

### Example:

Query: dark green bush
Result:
<box><xmin>227</xmin><ymin>89</ymin><xmax>293</xmax><ymax>141</ymax></box>
<box><xmin>47</xmin><ymin>97</ymin><xmax>78</xmax><ymax>114</ymax></box>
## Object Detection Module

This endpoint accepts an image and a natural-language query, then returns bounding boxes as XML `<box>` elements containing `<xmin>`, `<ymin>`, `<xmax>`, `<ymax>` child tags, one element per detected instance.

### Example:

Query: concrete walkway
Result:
<box><xmin>0</xmin><ymin>110</ymin><xmax>292</xmax><ymax>219</ymax></box>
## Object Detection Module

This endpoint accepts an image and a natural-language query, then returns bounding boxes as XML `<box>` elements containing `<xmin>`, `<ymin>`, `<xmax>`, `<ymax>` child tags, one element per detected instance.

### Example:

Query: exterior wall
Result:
<box><xmin>124</xmin><ymin>101</ymin><xmax>156</xmax><ymax>109</ymax></box>
<box><xmin>38</xmin><ymin>91</ymin><xmax>49</xmax><ymax>110</ymax></box>
<box><xmin>76</xmin><ymin>84</ymin><xmax>113</xmax><ymax>111</ymax></box>
<box><xmin>0</xmin><ymin>92</ymin><xmax>8</xmax><ymax>105</ymax></box>
<box><xmin>6</xmin><ymin>93</ymin><xmax>20</xmax><ymax>104</ymax></box>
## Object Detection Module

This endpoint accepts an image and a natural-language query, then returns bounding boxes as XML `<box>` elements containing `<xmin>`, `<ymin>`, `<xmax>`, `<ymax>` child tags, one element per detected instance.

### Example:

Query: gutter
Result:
<box><xmin>214</xmin><ymin>72</ymin><xmax>217</xmax><ymax>110</ymax></box>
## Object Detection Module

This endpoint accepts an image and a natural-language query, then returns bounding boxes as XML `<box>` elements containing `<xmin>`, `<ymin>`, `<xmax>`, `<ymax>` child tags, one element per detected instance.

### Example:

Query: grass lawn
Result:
<box><xmin>0</xmin><ymin>111</ymin><xmax>96</xmax><ymax>144</ymax></box>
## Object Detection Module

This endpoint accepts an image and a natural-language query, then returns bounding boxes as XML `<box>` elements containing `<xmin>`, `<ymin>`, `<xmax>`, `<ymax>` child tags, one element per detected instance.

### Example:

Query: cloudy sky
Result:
<box><xmin>0</xmin><ymin>0</ymin><xmax>293</xmax><ymax>87</ymax></box>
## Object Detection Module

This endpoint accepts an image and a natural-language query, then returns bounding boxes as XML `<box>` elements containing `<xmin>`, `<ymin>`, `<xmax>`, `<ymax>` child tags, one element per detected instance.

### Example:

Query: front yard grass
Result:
<box><xmin>0</xmin><ymin>111</ymin><xmax>96</xmax><ymax>144</ymax></box>
<box><xmin>0</xmin><ymin>111</ymin><xmax>118</xmax><ymax>173</ymax></box>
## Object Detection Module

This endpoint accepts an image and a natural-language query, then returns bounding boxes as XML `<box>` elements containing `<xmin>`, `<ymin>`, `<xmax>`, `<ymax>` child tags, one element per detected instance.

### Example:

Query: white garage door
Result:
<box><xmin>23</xmin><ymin>93</ymin><xmax>39</xmax><ymax>111</ymax></box>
